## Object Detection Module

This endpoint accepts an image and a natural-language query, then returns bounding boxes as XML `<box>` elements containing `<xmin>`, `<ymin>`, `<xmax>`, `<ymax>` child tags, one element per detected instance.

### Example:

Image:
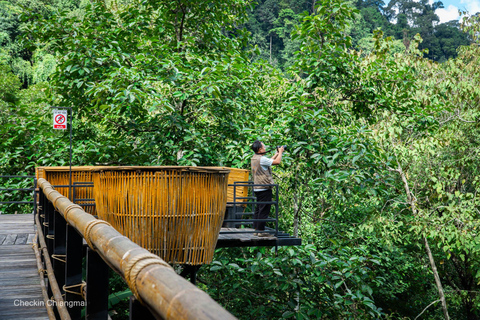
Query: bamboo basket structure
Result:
<box><xmin>91</xmin><ymin>166</ymin><xmax>230</xmax><ymax>265</ymax></box>
<box><xmin>35</xmin><ymin>166</ymin><xmax>96</xmax><ymax>215</ymax></box>
<box><xmin>224</xmin><ymin>168</ymin><xmax>249</xmax><ymax>206</ymax></box>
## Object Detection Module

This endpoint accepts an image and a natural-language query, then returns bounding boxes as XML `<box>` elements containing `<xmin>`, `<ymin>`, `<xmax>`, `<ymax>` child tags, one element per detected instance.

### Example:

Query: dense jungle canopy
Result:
<box><xmin>1</xmin><ymin>0</ymin><xmax>480</xmax><ymax>318</ymax></box>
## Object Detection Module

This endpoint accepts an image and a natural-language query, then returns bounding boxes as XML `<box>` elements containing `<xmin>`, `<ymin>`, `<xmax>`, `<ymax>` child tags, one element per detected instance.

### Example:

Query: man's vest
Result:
<box><xmin>251</xmin><ymin>154</ymin><xmax>274</xmax><ymax>190</ymax></box>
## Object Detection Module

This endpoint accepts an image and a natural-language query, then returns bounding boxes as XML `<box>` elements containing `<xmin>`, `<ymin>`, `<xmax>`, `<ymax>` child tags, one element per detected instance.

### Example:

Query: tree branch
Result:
<box><xmin>414</xmin><ymin>299</ymin><xmax>441</xmax><ymax>320</ymax></box>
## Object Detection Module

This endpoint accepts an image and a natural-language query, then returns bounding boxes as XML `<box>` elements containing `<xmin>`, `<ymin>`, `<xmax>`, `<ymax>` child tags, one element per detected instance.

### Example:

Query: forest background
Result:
<box><xmin>1</xmin><ymin>0</ymin><xmax>480</xmax><ymax>319</ymax></box>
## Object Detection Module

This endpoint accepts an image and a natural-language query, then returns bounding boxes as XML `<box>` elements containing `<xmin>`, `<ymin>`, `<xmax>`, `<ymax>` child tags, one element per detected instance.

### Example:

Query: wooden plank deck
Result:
<box><xmin>0</xmin><ymin>214</ymin><xmax>49</xmax><ymax>320</ymax></box>
<box><xmin>216</xmin><ymin>227</ymin><xmax>302</xmax><ymax>248</ymax></box>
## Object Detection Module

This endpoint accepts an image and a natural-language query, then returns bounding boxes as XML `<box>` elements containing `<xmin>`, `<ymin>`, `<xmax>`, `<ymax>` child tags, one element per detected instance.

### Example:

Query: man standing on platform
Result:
<box><xmin>250</xmin><ymin>140</ymin><xmax>284</xmax><ymax>237</ymax></box>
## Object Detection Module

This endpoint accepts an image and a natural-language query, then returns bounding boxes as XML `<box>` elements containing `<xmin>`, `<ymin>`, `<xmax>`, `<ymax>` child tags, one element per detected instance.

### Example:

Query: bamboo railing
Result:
<box><xmin>37</xmin><ymin>178</ymin><xmax>236</xmax><ymax>320</ymax></box>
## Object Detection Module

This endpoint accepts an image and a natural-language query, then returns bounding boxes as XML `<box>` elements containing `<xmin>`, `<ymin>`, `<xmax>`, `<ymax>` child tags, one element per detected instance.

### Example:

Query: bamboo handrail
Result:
<box><xmin>32</xmin><ymin>233</ymin><xmax>57</xmax><ymax>320</ymax></box>
<box><xmin>34</xmin><ymin>213</ymin><xmax>72</xmax><ymax>320</ymax></box>
<box><xmin>37</xmin><ymin>178</ymin><xmax>237</xmax><ymax>320</ymax></box>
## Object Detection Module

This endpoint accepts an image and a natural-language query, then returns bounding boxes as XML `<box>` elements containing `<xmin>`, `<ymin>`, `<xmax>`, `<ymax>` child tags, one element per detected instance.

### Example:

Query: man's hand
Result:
<box><xmin>272</xmin><ymin>146</ymin><xmax>284</xmax><ymax>165</ymax></box>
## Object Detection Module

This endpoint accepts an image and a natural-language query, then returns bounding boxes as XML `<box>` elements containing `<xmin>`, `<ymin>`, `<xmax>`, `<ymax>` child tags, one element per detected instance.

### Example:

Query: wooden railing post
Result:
<box><xmin>86</xmin><ymin>247</ymin><xmax>109</xmax><ymax>320</ymax></box>
<box><xmin>65</xmin><ymin>224</ymin><xmax>84</xmax><ymax>320</ymax></box>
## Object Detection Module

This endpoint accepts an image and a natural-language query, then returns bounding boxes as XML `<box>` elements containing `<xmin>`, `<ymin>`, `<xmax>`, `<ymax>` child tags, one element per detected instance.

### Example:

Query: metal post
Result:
<box><xmin>275</xmin><ymin>184</ymin><xmax>279</xmax><ymax>237</ymax></box>
<box><xmin>65</xmin><ymin>224</ymin><xmax>85</xmax><ymax>320</ymax></box>
<box><xmin>275</xmin><ymin>184</ymin><xmax>279</xmax><ymax>254</ymax></box>
<box><xmin>179</xmin><ymin>265</ymin><xmax>200</xmax><ymax>285</ymax></box>
<box><xmin>72</xmin><ymin>183</ymin><xmax>76</xmax><ymax>205</ymax></box>
<box><xmin>86</xmin><ymin>247</ymin><xmax>109</xmax><ymax>320</ymax></box>
<box><xmin>37</xmin><ymin>187</ymin><xmax>48</xmax><ymax>294</ymax></box>
<box><xmin>190</xmin><ymin>266</ymin><xmax>199</xmax><ymax>285</ymax></box>
<box><xmin>43</xmin><ymin>194</ymin><xmax>55</xmax><ymax>301</ymax></box>
<box><xmin>233</xmin><ymin>183</ymin><xmax>237</xmax><ymax>207</ymax></box>
<box><xmin>252</xmin><ymin>183</ymin><xmax>257</xmax><ymax>229</ymax></box>
<box><xmin>69</xmin><ymin>107</ymin><xmax>72</xmax><ymax>201</ymax></box>
<box><xmin>45</xmin><ymin>198</ymin><xmax>55</xmax><ymax>258</ymax></box>
<box><xmin>51</xmin><ymin>106</ymin><xmax>73</xmax><ymax>200</ymax></box>
<box><xmin>38</xmin><ymin>187</ymin><xmax>45</xmax><ymax>227</ymax></box>
<box><xmin>33</xmin><ymin>177</ymin><xmax>37</xmax><ymax>220</ymax></box>
<box><xmin>53</xmin><ymin>210</ymin><xmax>67</xmax><ymax>295</ymax></box>
<box><xmin>129</xmin><ymin>296</ymin><xmax>157</xmax><ymax>320</ymax></box>
<box><xmin>232</xmin><ymin>183</ymin><xmax>239</xmax><ymax>228</ymax></box>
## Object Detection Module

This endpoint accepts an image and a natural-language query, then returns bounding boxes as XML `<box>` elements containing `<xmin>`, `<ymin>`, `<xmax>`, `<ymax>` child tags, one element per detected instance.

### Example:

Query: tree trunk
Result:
<box><xmin>269</xmin><ymin>34</ymin><xmax>272</xmax><ymax>64</ymax></box>
<box><xmin>424</xmin><ymin>236</ymin><xmax>450</xmax><ymax>320</ymax></box>
<box><xmin>392</xmin><ymin>163</ymin><xmax>450</xmax><ymax>320</ymax></box>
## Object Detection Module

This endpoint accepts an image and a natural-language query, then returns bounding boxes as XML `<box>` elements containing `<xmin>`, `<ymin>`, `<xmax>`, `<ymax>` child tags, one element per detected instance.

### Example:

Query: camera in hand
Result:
<box><xmin>276</xmin><ymin>145</ymin><xmax>288</xmax><ymax>151</ymax></box>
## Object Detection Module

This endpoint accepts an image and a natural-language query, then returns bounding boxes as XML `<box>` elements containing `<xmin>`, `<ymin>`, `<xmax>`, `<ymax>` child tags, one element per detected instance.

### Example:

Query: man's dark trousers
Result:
<box><xmin>253</xmin><ymin>189</ymin><xmax>272</xmax><ymax>231</ymax></box>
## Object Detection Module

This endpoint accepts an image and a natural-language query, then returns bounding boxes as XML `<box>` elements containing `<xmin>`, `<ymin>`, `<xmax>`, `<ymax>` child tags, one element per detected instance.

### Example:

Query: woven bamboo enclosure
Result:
<box><xmin>35</xmin><ymin>166</ymin><xmax>96</xmax><ymax>215</ymax></box>
<box><xmin>91</xmin><ymin>166</ymin><xmax>230</xmax><ymax>265</ymax></box>
<box><xmin>35</xmin><ymin>166</ymin><xmax>248</xmax><ymax>207</ymax></box>
<box><xmin>35</xmin><ymin>166</ymin><xmax>249</xmax><ymax>264</ymax></box>
<box><xmin>224</xmin><ymin>168</ymin><xmax>249</xmax><ymax>206</ymax></box>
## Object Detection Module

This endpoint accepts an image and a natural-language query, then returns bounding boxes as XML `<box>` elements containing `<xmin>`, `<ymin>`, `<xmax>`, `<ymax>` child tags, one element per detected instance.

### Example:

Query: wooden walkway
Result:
<box><xmin>0</xmin><ymin>214</ymin><xmax>299</xmax><ymax>319</ymax></box>
<box><xmin>0</xmin><ymin>214</ymin><xmax>49</xmax><ymax>320</ymax></box>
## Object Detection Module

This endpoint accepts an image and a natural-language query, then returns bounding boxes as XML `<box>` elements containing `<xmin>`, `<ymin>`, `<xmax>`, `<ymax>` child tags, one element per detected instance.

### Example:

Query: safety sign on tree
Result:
<box><xmin>53</xmin><ymin>109</ymin><xmax>67</xmax><ymax>130</ymax></box>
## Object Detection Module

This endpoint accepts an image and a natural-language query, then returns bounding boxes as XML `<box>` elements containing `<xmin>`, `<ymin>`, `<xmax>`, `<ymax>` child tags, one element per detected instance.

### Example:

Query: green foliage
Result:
<box><xmin>0</xmin><ymin>63</ymin><xmax>21</xmax><ymax>103</ymax></box>
<box><xmin>245</xmin><ymin>0</ymin><xmax>470</xmax><ymax>66</ymax></box>
<box><xmin>31</xmin><ymin>49</ymin><xmax>56</xmax><ymax>83</ymax></box>
<box><xmin>0</xmin><ymin>0</ymin><xmax>85</xmax><ymax>85</ymax></box>
<box><xmin>23</xmin><ymin>0</ymin><xmax>278</xmax><ymax>166</ymax></box>
<box><xmin>0</xmin><ymin>176</ymin><xmax>34</xmax><ymax>214</ymax></box>
<box><xmin>106</xmin><ymin>272</ymin><xmax>131</xmax><ymax>320</ymax></box>
<box><xmin>200</xmin><ymin>245</ymin><xmax>383</xmax><ymax>319</ymax></box>
<box><xmin>2</xmin><ymin>0</ymin><xmax>480</xmax><ymax>318</ymax></box>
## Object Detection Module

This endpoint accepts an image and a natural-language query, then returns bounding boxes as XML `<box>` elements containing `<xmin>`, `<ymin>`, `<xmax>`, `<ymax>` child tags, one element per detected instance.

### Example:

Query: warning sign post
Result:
<box><xmin>53</xmin><ymin>109</ymin><xmax>68</xmax><ymax>130</ymax></box>
<box><xmin>51</xmin><ymin>106</ymin><xmax>73</xmax><ymax>200</ymax></box>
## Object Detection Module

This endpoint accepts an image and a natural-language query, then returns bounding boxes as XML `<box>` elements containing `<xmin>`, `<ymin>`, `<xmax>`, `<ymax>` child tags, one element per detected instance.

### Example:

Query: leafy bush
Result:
<box><xmin>199</xmin><ymin>245</ymin><xmax>384</xmax><ymax>319</ymax></box>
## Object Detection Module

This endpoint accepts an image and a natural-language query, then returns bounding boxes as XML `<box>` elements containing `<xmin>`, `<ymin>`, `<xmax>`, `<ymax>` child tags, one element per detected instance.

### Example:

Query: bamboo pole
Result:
<box><xmin>32</xmin><ymin>233</ymin><xmax>56</xmax><ymax>320</ymax></box>
<box><xmin>37</xmin><ymin>178</ymin><xmax>236</xmax><ymax>320</ymax></box>
<box><xmin>34</xmin><ymin>213</ymin><xmax>72</xmax><ymax>320</ymax></box>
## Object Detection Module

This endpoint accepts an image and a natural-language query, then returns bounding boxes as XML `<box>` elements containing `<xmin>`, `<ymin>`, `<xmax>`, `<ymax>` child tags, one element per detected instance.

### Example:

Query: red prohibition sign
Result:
<box><xmin>55</xmin><ymin>114</ymin><xmax>66</xmax><ymax>125</ymax></box>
